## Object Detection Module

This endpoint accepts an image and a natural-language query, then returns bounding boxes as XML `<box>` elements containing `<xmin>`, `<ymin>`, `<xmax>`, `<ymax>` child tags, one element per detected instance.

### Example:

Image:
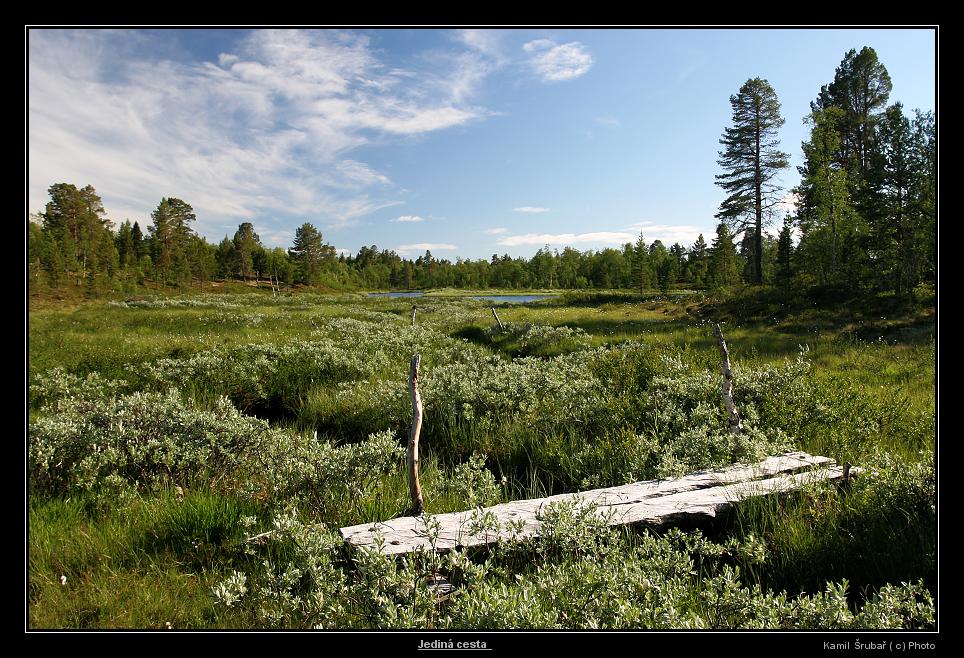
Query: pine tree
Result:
<box><xmin>795</xmin><ymin>107</ymin><xmax>858</xmax><ymax>283</ymax></box>
<box><xmin>149</xmin><ymin>198</ymin><xmax>196</xmax><ymax>285</ymax></box>
<box><xmin>289</xmin><ymin>222</ymin><xmax>333</xmax><ymax>285</ymax></box>
<box><xmin>42</xmin><ymin>183</ymin><xmax>113</xmax><ymax>284</ymax></box>
<box><xmin>812</xmin><ymin>47</ymin><xmax>892</xmax><ymax>186</ymax></box>
<box><xmin>232</xmin><ymin>222</ymin><xmax>262</xmax><ymax>283</ymax></box>
<box><xmin>715</xmin><ymin>78</ymin><xmax>789</xmax><ymax>285</ymax></box>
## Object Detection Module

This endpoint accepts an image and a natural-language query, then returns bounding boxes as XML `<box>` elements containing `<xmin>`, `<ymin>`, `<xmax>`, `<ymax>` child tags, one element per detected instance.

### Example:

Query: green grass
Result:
<box><xmin>27</xmin><ymin>287</ymin><xmax>936</xmax><ymax>628</ymax></box>
<box><xmin>28</xmin><ymin>487</ymin><xmax>261</xmax><ymax>628</ymax></box>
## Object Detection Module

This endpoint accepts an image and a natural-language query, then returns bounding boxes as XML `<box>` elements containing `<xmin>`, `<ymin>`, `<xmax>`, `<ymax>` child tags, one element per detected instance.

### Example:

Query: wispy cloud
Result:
<box><xmin>259</xmin><ymin>228</ymin><xmax>294</xmax><ymax>248</ymax></box>
<box><xmin>497</xmin><ymin>232</ymin><xmax>634</xmax><ymax>247</ymax></box>
<box><xmin>28</xmin><ymin>29</ymin><xmax>493</xmax><ymax>235</ymax></box>
<box><xmin>594</xmin><ymin>115</ymin><xmax>620</xmax><ymax>127</ymax></box>
<box><xmin>336</xmin><ymin>160</ymin><xmax>392</xmax><ymax>187</ymax></box>
<box><xmin>454</xmin><ymin>29</ymin><xmax>507</xmax><ymax>62</ymax></box>
<box><xmin>513</xmin><ymin>206</ymin><xmax>550</xmax><ymax>214</ymax></box>
<box><xmin>626</xmin><ymin>222</ymin><xmax>705</xmax><ymax>245</ymax></box>
<box><xmin>496</xmin><ymin>222</ymin><xmax>706</xmax><ymax>249</ymax></box>
<box><xmin>485</xmin><ymin>227</ymin><xmax>508</xmax><ymax>234</ymax></box>
<box><xmin>395</xmin><ymin>242</ymin><xmax>458</xmax><ymax>255</ymax></box>
<box><xmin>392</xmin><ymin>215</ymin><xmax>426</xmax><ymax>223</ymax></box>
<box><xmin>522</xmin><ymin>39</ymin><xmax>593</xmax><ymax>82</ymax></box>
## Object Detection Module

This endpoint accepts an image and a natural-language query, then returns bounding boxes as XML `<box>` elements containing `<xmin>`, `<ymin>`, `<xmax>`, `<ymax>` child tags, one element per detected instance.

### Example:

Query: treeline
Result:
<box><xmin>27</xmin><ymin>185</ymin><xmax>352</xmax><ymax>293</ymax></box>
<box><xmin>714</xmin><ymin>46</ymin><xmax>935</xmax><ymax>301</ymax></box>
<box><xmin>25</xmin><ymin>185</ymin><xmax>754</xmax><ymax>293</ymax></box>
<box><xmin>27</xmin><ymin>46</ymin><xmax>934</xmax><ymax>300</ymax></box>
<box><xmin>791</xmin><ymin>47</ymin><xmax>935</xmax><ymax>299</ymax></box>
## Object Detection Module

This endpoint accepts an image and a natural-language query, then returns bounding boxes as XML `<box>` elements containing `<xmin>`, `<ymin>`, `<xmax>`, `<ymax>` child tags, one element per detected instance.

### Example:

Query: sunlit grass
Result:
<box><xmin>27</xmin><ymin>288</ymin><xmax>935</xmax><ymax>628</ymax></box>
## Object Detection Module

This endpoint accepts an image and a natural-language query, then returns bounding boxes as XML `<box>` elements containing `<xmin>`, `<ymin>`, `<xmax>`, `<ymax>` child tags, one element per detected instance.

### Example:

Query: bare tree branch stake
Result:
<box><xmin>408</xmin><ymin>354</ymin><xmax>424</xmax><ymax>515</ymax></box>
<box><xmin>491</xmin><ymin>307</ymin><xmax>504</xmax><ymax>331</ymax></box>
<box><xmin>713</xmin><ymin>322</ymin><xmax>742</xmax><ymax>436</ymax></box>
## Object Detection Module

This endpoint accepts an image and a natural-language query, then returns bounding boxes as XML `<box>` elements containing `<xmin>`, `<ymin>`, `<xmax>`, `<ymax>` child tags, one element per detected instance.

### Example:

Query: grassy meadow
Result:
<box><xmin>27</xmin><ymin>288</ymin><xmax>936</xmax><ymax>629</ymax></box>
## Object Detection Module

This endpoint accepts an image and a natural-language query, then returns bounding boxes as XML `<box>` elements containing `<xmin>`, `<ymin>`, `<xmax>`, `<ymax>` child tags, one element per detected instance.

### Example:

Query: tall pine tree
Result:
<box><xmin>289</xmin><ymin>222</ymin><xmax>334</xmax><ymax>285</ymax></box>
<box><xmin>715</xmin><ymin>78</ymin><xmax>789</xmax><ymax>285</ymax></box>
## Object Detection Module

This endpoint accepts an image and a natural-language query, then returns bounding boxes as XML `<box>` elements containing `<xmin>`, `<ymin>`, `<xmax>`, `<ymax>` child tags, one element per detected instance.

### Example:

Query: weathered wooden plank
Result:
<box><xmin>339</xmin><ymin>451</ymin><xmax>846</xmax><ymax>556</ymax></box>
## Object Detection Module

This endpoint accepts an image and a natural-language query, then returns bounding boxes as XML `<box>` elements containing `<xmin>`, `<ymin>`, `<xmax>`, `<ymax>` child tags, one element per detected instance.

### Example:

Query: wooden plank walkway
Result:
<box><xmin>340</xmin><ymin>451</ymin><xmax>854</xmax><ymax>556</ymax></box>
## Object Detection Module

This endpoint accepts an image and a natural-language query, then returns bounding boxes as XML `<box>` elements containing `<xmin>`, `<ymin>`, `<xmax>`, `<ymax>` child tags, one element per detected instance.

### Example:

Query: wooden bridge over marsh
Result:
<box><xmin>339</xmin><ymin>451</ymin><xmax>855</xmax><ymax>556</ymax></box>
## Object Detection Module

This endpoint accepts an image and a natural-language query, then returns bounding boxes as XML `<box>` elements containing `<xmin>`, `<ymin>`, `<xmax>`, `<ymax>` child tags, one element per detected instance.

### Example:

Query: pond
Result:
<box><xmin>368</xmin><ymin>292</ymin><xmax>425</xmax><ymax>298</ymax></box>
<box><xmin>472</xmin><ymin>295</ymin><xmax>554</xmax><ymax>303</ymax></box>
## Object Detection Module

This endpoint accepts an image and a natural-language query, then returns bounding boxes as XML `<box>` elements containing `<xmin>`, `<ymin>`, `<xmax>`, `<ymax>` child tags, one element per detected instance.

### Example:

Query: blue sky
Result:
<box><xmin>27</xmin><ymin>28</ymin><xmax>936</xmax><ymax>259</ymax></box>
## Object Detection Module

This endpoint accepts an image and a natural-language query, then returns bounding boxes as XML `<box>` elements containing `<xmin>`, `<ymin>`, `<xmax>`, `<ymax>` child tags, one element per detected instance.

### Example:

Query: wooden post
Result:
<box><xmin>411</xmin><ymin>305</ymin><xmax>417</xmax><ymax>327</ymax></box>
<box><xmin>408</xmin><ymin>354</ymin><xmax>425</xmax><ymax>515</ymax></box>
<box><xmin>713</xmin><ymin>322</ymin><xmax>742</xmax><ymax>436</ymax></box>
<box><xmin>491</xmin><ymin>307</ymin><xmax>504</xmax><ymax>331</ymax></box>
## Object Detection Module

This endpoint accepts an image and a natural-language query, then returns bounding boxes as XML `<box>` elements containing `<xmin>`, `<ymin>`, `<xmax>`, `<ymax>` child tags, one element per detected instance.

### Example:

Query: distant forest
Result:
<box><xmin>28</xmin><ymin>47</ymin><xmax>934</xmax><ymax>300</ymax></box>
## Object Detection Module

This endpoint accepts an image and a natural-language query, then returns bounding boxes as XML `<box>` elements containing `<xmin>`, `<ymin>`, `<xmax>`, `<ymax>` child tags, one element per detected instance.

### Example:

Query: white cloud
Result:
<box><xmin>513</xmin><ymin>206</ymin><xmax>550</xmax><ymax>213</ymax></box>
<box><xmin>455</xmin><ymin>29</ymin><xmax>505</xmax><ymax>59</ymax></box>
<box><xmin>522</xmin><ymin>39</ymin><xmax>555</xmax><ymax>54</ymax></box>
<box><xmin>337</xmin><ymin>160</ymin><xmax>391</xmax><ymax>187</ymax></box>
<box><xmin>28</xmin><ymin>29</ymin><xmax>493</xmax><ymax>236</ymax></box>
<box><xmin>395</xmin><ymin>242</ymin><xmax>458</xmax><ymax>255</ymax></box>
<box><xmin>626</xmin><ymin>222</ymin><xmax>705</xmax><ymax>246</ymax></box>
<box><xmin>335</xmin><ymin>248</ymin><xmax>353</xmax><ymax>257</ymax></box>
<box><xmin>392</xmin><ymin>215</ymin><xmax>426</xmax><ymax>223</ymax></box>
<box><xmin>495</xmin><ymin>222</ymin><xmax>707</xmax><ymax>249</ymax></box>
<box><xmin>260</xmin><ymin>228</ymin><xmax>294</xmax><ymax>247</ymax></box>
<box><xmin>497</xmin><ymin>232</ymin><xmax>634</xmax><ymax>247</ymax></box>
<box><xmin>484</xmin><ymin>227</ymin><xmax>508</xmax><ymax>234</ymax></box>
<box><xmin>522</xmin><ymin>39</ymin><xmax>593</xmax><ymax>82</ymax></box>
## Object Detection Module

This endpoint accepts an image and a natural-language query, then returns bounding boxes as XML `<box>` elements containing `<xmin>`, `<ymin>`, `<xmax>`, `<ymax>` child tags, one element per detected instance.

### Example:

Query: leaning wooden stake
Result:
<box><xmin>408</xmin><ymin>354</ymin><xmax>425</xmax><ymax>515</ymax></box>
<box><xmin>411</xmin><ymin>305</ymin><xmax>417</xmax><ymax>327</ymax></box>
<box><xmin>713</xmin><ymin>322</ymin><xmax>742</xmax><ymax>436</ymax></box>
<box><xmin>491</xmin><ymin>307</ymin><xmax>504</xmax><ymax>331</ymax></box>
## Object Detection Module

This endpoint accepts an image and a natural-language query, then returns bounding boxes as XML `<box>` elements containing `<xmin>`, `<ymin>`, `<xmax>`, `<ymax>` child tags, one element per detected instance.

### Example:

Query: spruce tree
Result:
<box><xmin>708</xmin><ymin>223</ymin><xmax>741</xmax><ymax>288</ymax></box>
<box><xmin>875</xmin><ymin>103</ymin><xmax>915</xmax><ymax>298</ymax></box>
<box><xmin>777</xmin><ymin>214</ymin><xmax>794</xmax><ymax>287</ymax></box>
<box><xmin>630</xmin><ymin>232</ymin><xmax>652</xmax><ymax>294</ymax></box>
<box><xmin>688</xmin><ymin>234</ymin><xmax>709</xmax><ymax>288</ymax></box>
